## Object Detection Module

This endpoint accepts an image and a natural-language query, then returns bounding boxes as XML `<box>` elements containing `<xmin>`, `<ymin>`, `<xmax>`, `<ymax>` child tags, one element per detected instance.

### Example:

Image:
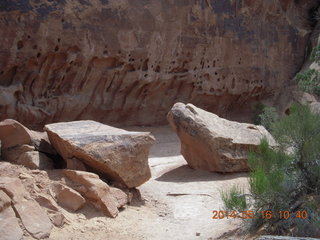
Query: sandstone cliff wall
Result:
<box><xmin>0</xmin><ymin>0</ymin><xmax>318</xmax><ymax>127</ymax></box>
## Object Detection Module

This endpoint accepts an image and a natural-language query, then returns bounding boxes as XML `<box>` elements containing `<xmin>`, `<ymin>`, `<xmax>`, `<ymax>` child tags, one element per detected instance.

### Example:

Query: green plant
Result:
<box><xmin>258</xmin><ymin>106</ymin><xmax>279</xmax><ymax>131</ymax></box>
<box><xmin>221</xmin><ymin>104</ymin><xmax>320</xmax><ymax>236</ymax></box>
<box><xmin>220</xmin><ymin>186</ymin><xmax>247</xmax><ymax>212</ymax></box>
<box><xmin>296</xmin><ymin>69</ymin><xmax>320</xmax><ymax>96</ymax></box>
<box><xmin>252</xmin><ymin>102</ymin><xmax>266</xmax><ymax>125</ymax></box>
<box><xmin>311</xmin><ymin>45</ymin><xmax>320</xmax><ymax>64</ymax></box>
<box><xmin>295</xmin><ymin>45</ymin><xmax>320</xmax><ymax>97</ymax></box>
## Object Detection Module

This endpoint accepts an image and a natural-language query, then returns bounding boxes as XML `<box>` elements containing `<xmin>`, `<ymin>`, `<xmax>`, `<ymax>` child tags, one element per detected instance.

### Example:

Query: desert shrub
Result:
<box><xmin>296</xmin><ymin>69</ymin><xmax>320</xmax><ymax>97</ymax></box>
<box><xmin>311</xmin><ymin>45</ymin><xmax>320</xmax><ymax>63</ymax></box>
<box><xmin>296</xmin><ymin>45</ymin><xmax>320</xmax><ymax>97</ymax></box>
<box><xmin>259</xmin><ymin>106</ymin><xmax>279</xmax><ymax>131</ymax></box>
<box><xmin>252</xmin><ymin>102</ymin><xmax>266</xmax><ymax>125</ymax></box>
<box><xmin>252</xmin><ymin>103</ymin><xmax>278</xmax><ymax>131</ymax></box>
<box><xmin>221</xmin><ymin>104</ymin><xmax>320</xmax><ymax>237</ymax></box>
<box><xmin>220</xmin><ymin>186</ymin><xmax>247</xmax><ymax>212</ymax></box>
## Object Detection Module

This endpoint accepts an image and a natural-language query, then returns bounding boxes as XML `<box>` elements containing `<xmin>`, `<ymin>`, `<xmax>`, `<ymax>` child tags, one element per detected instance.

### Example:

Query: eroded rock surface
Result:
<box><xmin>167</xmin><ymin>103</ymin><xmax>276</xmax><ymax>172</ymax></box>
<box><xmin>0</xmin><ymin>0</ymin><xmax>318</xmax><ymax>126</ymax></box>
<box><xmin>0</xmin><ymin>177</ymin><xmax>53</xmax><ymax>239</ymax></box>
<box><xmin>45</xmin><ymin>120</ymin><xmax>155</xmax><ymax>188</ymax></box>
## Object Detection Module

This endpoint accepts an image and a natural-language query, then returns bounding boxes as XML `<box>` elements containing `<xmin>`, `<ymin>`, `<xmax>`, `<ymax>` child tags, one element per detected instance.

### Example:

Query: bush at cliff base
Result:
<box><xmin>221</xmin><ymin>104</ymin><xmax>320</xmax><ymax>237</ymax></box>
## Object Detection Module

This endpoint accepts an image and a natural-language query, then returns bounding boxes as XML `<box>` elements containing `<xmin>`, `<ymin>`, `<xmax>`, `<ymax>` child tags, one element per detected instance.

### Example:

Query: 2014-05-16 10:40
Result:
<box><xmin>212</xmin><ymin>210</ymin><xmax>308</xmax><ymax>220</ymax></box>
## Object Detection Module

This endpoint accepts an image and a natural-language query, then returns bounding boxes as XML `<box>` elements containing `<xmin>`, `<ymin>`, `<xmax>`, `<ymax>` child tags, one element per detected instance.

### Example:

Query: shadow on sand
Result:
<box><xmin>155</xmin><ymin>165</ymin><xmax>248</xmax><ymax>183</ymax></box>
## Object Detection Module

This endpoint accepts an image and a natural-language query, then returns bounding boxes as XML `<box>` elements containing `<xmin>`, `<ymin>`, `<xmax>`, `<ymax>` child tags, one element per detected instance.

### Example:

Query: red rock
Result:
<box><xmin>14</xmin><ymin>200</ymin><xmax>53</xmax><ymax>239</ymax></box>
<box><xmin>66</xmin><ymin>157</ymin><xmax>87</xmax><ymax>171</ymax></box>
<box><xmin>0</xmin><ymin>177</ymin><xmax>53</xmax><ymax>239</ymax></box>
<box><xmin>0</xmin><ymin>1</ymin><xmax>318</xmax><ymax>126</ymax></box>
<box><xmin>56</xmin><ymin>184</ymin><xmax>86</xmax><ymax>212</ymax></box>
<box><xmin>167</xmin><ymin>103</ymin><xmax>276</xmax><ymax>172</ymax></box>
<box><xmin>63</xmin><ymin>170</ymin><xmax>119</xmax><ymax>218</ymax></box>
<box><xmin>48</xmin><ymin>211</ymin><xmax>65</xmax><ymax>227</ymax></box>
<box><xmin>0</xmin><ymin>119</ymin><xmax>55</xmax><ymax>154</ymax></box>
<box><xmin>2</xmin><ymin>144</ymin><xmax>54</xmax><ymax>170</ymax></box>
<box><xmin>34</xmin><ymin>193</ymin><xmax>59</xmax><ymax>211</ymax></box>
<box><xmin>45</xmin><ymin>120</ymin><xmax>154</xmax><ymax>188</ymax></box>
<box><xmin>0</xmin><ymin>190</ymin><xmax>11</xmax><ymax>211</ymax></box>
<box><xmin>0</xmin><ymin>206</ymin><xmax>24</xmax><ymax>240</ymax></box>
<box><xmin>110</xmin><ymin>187</ymin><xmax>129</xmax><ymax>208</ymax></box>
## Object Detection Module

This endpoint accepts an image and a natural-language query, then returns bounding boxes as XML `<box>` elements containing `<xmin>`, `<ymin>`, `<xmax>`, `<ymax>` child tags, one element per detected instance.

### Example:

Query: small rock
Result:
<box><xmin>63</xmin><ymin>170</ymin><xmax>119</xmax><ymax>217</ymax></box>
<box><xmin>56</xmin><ymin>184</ymin><xmax>86</xmax><ymax>212</ymax></box>
<box><xmin>35</xmin><ymin>193</ymin><xmax>59</xmax><ymax>211</ymax></box>
<box><xmin>2</xmin><ymin>144</ymin><xmax>54</xmax><ymax>170</ymax></box>
<box><xmin>48</xmin><ymin>211</ymin><xmax>65</xmax><ymax>227</ymax></box>
<box><xmin>110</xmin><ymin>187</ymin><xmax>129</xmax><ymax>208</ymax></box>
<box><xmin>19</xmin><ymin>173</ymin><xmax>33</xmax><ymax>180</ymax></box>
<box><xmin>196</xmin><ymin>232</ymin><xmax>201</xmax><ymax>236</ymax></box>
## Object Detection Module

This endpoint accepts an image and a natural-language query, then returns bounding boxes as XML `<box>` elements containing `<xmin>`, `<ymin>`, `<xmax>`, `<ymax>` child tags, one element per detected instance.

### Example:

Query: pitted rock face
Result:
<box><xmin>0</xmin><ymin>0</ymin><xmax>318</xmax><ymax>127</ymax></box>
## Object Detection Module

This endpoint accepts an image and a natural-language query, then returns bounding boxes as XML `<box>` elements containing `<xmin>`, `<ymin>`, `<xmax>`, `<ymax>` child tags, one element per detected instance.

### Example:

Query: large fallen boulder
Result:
<box><xmin>167</xmin><ymin>103</ymin><xmax>276</xmax><ymax>173</ymax></box>
<box><xmin>44</xmin><ymin>120</ymin><xmax>155</xmax><ymax>188</ymax></box>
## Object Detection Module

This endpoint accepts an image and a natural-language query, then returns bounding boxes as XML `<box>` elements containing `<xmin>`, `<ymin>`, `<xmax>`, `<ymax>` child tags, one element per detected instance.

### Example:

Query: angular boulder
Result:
<box><xmin>63</xmin><ymin>170</ymin><xmax>130</xmax><ymax>217</ymax></box>
<box><xmin>55</xmin><ymin>184</ymin><xmax>86</xmax><ymax>212</ymax></box>
<box><xmin>2</xmin><ymin>144</ymin><xmax>54</xmax><ymax>170</ymax></box>
<box><xmin>0</xmin><ymin>119</ymin><xmax>56</xmax><ymax>154</ymax></box>
<box><xmin>45</xmin><ymin>120</ymin><xmax>155</xmax><ymax>188</ymax></box>
<box><xmin>167</xmin><ymin>103</ymin><xmax>276</xmax><ymax>172</ymax></box>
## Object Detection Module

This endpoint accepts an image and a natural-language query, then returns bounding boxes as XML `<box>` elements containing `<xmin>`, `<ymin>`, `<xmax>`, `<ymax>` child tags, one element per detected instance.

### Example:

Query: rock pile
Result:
<box><xmin>167</xmin><ymin>103</ymin><xmax>276</xmax><ymax>172</ymax></box>
<box><xmin>0</xmin><ymin>119</ymin><xmax>154</xmax><ymax>239</ymax></box>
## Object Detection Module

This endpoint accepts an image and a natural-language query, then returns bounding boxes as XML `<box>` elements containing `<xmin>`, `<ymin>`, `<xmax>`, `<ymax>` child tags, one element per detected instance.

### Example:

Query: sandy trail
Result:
<box><xmin>49</xmin><ymin>126</ymin><xmax>248</xmax><ymax>240</ymax></box>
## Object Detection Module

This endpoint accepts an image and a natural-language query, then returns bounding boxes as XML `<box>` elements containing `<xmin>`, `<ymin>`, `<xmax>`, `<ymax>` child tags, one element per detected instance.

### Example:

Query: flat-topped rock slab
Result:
<box><xmin>44</xmin><ymin>120</ymin><xmax>155</xmax><ymax>188</ymax></box>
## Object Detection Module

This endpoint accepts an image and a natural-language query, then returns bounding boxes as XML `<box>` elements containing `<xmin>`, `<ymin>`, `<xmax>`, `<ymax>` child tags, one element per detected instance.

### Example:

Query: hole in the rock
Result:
<box><xmin>142</xmin><ymin>59</ymin><xmax>149</xmax><ymax>71</ymax></box>
<box><xmin>144</xmin><ymin>74</ymin><xmax>148</xmax><ymax>77</ymax></box>
<box><xmin>33</xmin><ymin>45</ymin><xmax>37</xmax><ymax>49</ymax></box>
<box><xmin>57</xmin><ymin>38</ymin><xmax>61</xmax><ymax>42</ymax></box>
<box><xmin>61</xmin><ymin>18</ymin><xmax>65</xmax><ymax>22</ymax></box>
<box><xmin>155</xmin><ymin>66</ymin><xmax>160</xmax><ymax>72</ymax></box>
<box><xmin>215</xmin><ymin>72</ymin><xmax>218</xmax><ymax>75</ymax></box>
<box><xmin>217</xmin><ymin>78</ymin><xmax>220</xmax><ymax>82</ymax></box>
<box><xmin>54</xmin><ymin>45</ymin><xmax>59</xmax><ymax>52</ymax></box>
<box><xmin>37</xmin><ymin>52</ymin><xmax>41</xmax><ymax>58</ymax></box>
<box><xmin>103</xmin><ymin>50</ymin><xmax>108</xmax><ymax>55</ymax></box>
<box><xmin>17</xmin><ymin>40</ymin><xmax>24</xmax><ymax>50</ymax></box>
